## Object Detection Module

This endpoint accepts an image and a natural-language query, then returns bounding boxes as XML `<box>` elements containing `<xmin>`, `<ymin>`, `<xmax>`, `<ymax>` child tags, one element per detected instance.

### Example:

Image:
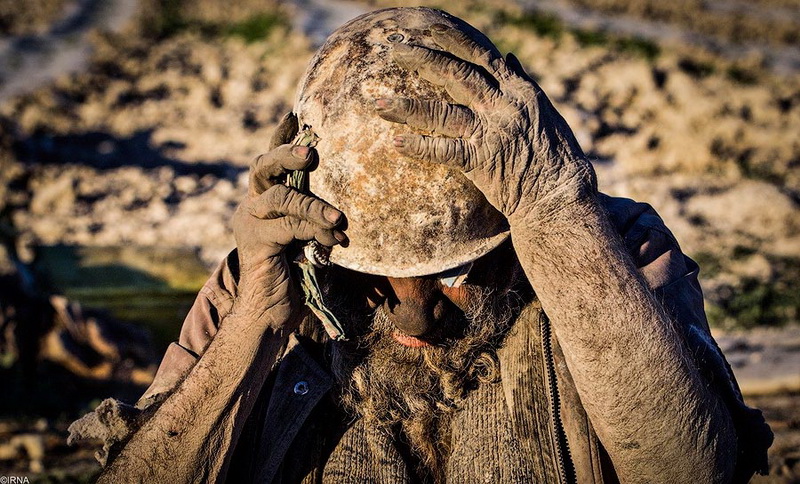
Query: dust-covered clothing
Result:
<box><xmin>140</xmin><ymin>195</ymin><xmax>772</xmax><ymax>483</ymax></box>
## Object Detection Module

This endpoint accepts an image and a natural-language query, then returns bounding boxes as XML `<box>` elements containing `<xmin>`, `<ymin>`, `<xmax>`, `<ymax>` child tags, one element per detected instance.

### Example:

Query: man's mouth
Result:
<box><xmin>391</xmin><ymin>331</ymin><xmax>432</xmax><ymax>348</ymax></box>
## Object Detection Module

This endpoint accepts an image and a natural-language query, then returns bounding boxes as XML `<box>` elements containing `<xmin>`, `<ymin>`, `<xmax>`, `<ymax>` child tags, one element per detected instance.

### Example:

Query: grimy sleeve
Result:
<box><xmin>67</xmin><ymin>250</ymin><xmax>246</xmax><ymax>467</ymax></box>
<box><xmin>601</xmin><ymin>193</ymin><xmax>773</xmax><ymax>481</ymax></box>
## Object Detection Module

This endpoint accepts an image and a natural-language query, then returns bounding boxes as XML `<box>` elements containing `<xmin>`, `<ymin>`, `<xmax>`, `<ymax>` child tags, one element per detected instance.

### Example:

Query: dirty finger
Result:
<box><xmin>280</xmin><ymin>216</ymin><xmax>348</xmax><ymax>247</ymax></box>
<box><xmin>250</xmin><ymin>185</ymin><xmax>343</xmax><ymax>229</ymax></box>
<box><xmin>268</xmin><ymin>112</ymin><xmax>299</xmax><ymax>150</ymax></box>
<box><xmin>374</xmin><ymin>97</ymin><xmax>480</xmax><ymax>138</ymax></box>
<box><xmin>393</xmin><ymin>134</ymin><xmax>475</xmax><ymax>172</ymax></box>
<box><xmin>429</xmin><ymin>23</ymin><xmax>507</xmax><ymax>80</ymax></box>
<box><xmin>249</xmin><ymin>144</ymin><xmax>317</xmax><ymax>196</ymax></box>
<box><xmin>392</xmin><ymin>44</ymin><xmax>501</xmax><ymax>108</ymax></box>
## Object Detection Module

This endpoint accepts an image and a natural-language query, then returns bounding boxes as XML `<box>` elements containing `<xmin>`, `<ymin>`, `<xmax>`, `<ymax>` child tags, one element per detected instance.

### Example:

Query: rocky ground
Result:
<box><xmin>0</xmin><ymin>0</ymin><xmax>797</xmax><ymax>481</ymax></box>
<box><xmin>0</xmin><ymin>0</ymin><xmax>67</xmax><ymax>36</ymax></box>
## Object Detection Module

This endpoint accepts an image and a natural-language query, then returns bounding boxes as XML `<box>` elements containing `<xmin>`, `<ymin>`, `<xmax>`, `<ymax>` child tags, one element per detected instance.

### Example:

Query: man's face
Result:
<box><xmin>331</xmin><ymin>240</ymin><xmax>523</xmax><ymax>347</ymax></box>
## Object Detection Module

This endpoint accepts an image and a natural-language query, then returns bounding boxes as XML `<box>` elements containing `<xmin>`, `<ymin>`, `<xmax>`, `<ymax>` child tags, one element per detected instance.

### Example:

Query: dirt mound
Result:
<box><xmin>1</xmin><ymin>1</ymin><xmax>309</xmax><ymax>267</ymax></box>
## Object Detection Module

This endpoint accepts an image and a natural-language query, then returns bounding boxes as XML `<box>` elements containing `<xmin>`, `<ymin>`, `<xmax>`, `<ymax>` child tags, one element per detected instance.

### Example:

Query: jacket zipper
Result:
<box><xmin>541</xmin><ymin>315</ymin><xmax>576</xmax><ymax>484</ymax></box>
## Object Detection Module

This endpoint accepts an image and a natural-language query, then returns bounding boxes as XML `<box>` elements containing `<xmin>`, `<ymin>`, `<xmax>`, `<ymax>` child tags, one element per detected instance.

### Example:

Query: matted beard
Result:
<box><xmin>328</xmin><ymin>284</ymin><xmax>523</xmax><ymax>480</ymax></box>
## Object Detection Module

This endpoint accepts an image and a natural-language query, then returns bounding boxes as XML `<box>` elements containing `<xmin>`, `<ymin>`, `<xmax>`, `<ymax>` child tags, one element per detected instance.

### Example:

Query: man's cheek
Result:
<box><xmin>440</xmin><ymin>285</ymin><xmax>475</xmax><ymax>313</ymax></box>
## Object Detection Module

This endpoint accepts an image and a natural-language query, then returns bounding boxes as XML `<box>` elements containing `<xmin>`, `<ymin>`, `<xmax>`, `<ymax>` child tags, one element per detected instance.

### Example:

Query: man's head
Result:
<box><xmin>293</xmin><ymin>7</ymin><xmax>510</xmax><ymax>278</ymax></box>
<box><xmin>319</xmin><ymin>236</ymin><xmax>530</xmax><ymax>479</ymax></box>
<box><xmin>292</xmin><ymin>6</ymin><xmax>526</xmax><ymax>338</ymax></box>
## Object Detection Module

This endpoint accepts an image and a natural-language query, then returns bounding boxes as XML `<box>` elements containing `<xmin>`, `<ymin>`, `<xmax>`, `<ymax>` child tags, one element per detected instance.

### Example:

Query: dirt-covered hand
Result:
<box><xmin>233</xmin><ymin>113</ymin><xmax>347</xmax><ymax>330</ymax></box>
<box><xmin>376</xmin><ymin>24</ymin><xmax>596</xmax><ymax>223</ymax></box>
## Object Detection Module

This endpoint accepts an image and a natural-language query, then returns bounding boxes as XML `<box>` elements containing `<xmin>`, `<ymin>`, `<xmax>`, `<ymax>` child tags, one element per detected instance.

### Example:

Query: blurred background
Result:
<box><xmin>0</xmin><ymin>0</ymin><xmax>797</xmax><ymax>481</ymax></box>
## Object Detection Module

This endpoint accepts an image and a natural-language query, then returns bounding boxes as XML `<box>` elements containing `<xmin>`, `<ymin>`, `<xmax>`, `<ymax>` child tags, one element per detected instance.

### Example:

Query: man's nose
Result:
<box><xmin>383</xmin><ymin>277</ymin><xmax>448</xmax><ymax>337</ymax></box>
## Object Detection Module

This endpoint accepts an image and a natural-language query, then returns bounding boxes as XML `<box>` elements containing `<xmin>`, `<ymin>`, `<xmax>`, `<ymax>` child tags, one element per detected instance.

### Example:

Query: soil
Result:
<box><xmin>749</xmin><ymin>392</ymin><xmax>800</xmax><ymax>482</ymax></box>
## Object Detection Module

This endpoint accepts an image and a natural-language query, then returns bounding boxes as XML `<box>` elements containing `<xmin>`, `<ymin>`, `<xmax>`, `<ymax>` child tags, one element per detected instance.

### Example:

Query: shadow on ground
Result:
<box><xmin>13</xmin><ymin>128</ymin><xmax>245</xmax><ymax>179</ymax></box>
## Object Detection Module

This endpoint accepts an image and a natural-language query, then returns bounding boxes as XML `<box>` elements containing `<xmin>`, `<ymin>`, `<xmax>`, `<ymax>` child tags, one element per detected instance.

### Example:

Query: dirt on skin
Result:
<box><xmin>341</xmin><ymin>0</ymin><xmax>800</xmax><ymax>333</ymax></box>
<box><xmin>0</xmin><ymin>0</ymin><xmax>798</xmax><ymax>481</ymax></box>
<box><xmin>1</xmin><ymin>335</ymin><xmax>796</xmax><ymax>482</ymax></box>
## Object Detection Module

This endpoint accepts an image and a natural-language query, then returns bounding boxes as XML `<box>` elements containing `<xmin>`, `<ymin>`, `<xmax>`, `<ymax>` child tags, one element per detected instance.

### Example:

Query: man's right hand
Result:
<box><xmin>231</xmin><ymin>112</ymin><xmax>347</xmax><ymax>331</ymax></box>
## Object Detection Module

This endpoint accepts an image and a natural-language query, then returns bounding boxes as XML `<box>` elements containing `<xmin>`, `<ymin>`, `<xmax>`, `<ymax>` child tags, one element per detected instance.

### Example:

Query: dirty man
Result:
<box><xmin>69</xmin><ymin>7</ymin><xmax>773</xmax><ymax>484</ymax></box>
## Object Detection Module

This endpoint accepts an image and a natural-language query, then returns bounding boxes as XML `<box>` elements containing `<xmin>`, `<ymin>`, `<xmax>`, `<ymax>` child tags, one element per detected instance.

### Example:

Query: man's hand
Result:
<box><xmin>95</xmin><ymin>116</ymin><xmax>348</xmax><ymax>481</ymax></box>
<box><xmin>233</xmin><ymin>113</ymin><xmax>347</xmax><ymax>330</ymax></box>
<box><xmin>375</xmin><ymin>24</ymin><xmax>595</xmax><ymax>223</ymax></box>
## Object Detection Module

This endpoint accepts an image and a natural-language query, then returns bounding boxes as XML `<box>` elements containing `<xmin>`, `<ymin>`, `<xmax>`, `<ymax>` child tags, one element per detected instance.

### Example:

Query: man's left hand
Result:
<box><xmin>375</xmin><ymin>24</ymin><xmax>595</xmax><ymax>223</ymax></box>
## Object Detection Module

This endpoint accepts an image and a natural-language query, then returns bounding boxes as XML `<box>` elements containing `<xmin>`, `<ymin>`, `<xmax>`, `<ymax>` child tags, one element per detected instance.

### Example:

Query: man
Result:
<box><xmin>69</xmin><ymin>7</ymin><xmax>772</xmax><ymax>483</ymax></box>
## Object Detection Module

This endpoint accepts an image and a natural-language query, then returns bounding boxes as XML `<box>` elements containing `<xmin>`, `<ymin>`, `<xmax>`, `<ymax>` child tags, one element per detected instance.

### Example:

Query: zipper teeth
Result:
<box><xmin>541</xmin><ymin>316</ymin><xmax>576</xmax><ymax>484</ymax></box>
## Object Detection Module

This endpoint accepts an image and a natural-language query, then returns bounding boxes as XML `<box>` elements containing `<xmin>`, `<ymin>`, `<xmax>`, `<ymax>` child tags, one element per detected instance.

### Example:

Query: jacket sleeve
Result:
<box><xmin>600</xmin><ymin>193</ymin><xmax>773</xmax><ymax>481</ymax></box>
<box><xmin>68</xmin><ymin>249</ymin><xmax>253</xmax><ymax>466</ymax></box>
<box><xmin>138</xmin><ymin>249</ymin><xmax>241</xmax><ymax>404</ymax></box>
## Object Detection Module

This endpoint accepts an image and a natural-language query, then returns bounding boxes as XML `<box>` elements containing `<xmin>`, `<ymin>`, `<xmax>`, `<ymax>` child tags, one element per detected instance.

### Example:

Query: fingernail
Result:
<box><xmin>291</xmin><ymin>146</ymin><xmax>309</xmax><ymax>158</ymax></box>
<box><xmin>334</xmin><ymin>230</ymin><xmax>348</xmax><ymax>243</ymax></box>
<box><xmin>375</xmin><ymin>98</ymin><xmax>393</xmax><ymax>110</ymax></box>
<box><xmin>393</xmin><ymin>136</ymin><xmax>405</xmax><ymax>148</ymax></box>
<box><xmin>324</xmin><ymin>207</ymin><xmax>341</xmax><ymax>223</ymax></box>
<box><xmin>431</xmin><ymin>23</ymin><xmax>449</xmax><ymax>33</ymax></box>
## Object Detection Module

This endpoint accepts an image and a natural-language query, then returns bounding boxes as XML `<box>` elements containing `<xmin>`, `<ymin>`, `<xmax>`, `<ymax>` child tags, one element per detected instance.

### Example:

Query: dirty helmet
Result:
<box><xmin>294</xmin><ymin>7</ymin><xmax>509</xmax><ymax>278</ymax></box>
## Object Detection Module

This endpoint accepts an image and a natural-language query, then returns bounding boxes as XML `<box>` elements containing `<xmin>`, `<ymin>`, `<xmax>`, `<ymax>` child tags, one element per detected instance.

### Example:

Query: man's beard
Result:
<box><xmin>328</xmin><ymin>283</ymin><xmax>523</xmax><ymax>480</ymax></box>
